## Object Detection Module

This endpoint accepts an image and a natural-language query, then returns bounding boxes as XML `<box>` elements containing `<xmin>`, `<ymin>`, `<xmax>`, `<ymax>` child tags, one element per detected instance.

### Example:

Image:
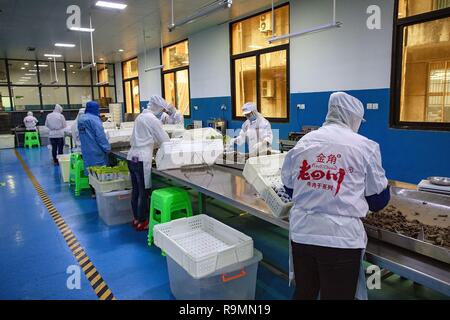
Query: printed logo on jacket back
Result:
<box><xmin>297</xmin><ymin>153</ymin><xmax>353</xmax><ymax>196</ymax></box>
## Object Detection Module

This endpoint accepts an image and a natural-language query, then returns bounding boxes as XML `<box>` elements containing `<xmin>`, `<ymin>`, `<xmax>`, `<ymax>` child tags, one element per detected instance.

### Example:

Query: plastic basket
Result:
<box><xmin>0</xmin><ymin>134</ymin><xmax>14</xmax><ymax>149</ymax></box>
<box><xmin>96</xmin><ymin>189</ymin><xmax>133</xmax><ymax>226</ymax></box>
<box><xmin>154</xmin><ymin>214</ymin><xmax>254</xmax><ymax>279</ymax></box>
<box><xmin>89</xmin><ymin>174</ymin><xmax>131</xmax><ymax>193</ymax></box>
<box><xmin>243</xmin><ymin>154</ymin><xmax>292</xmax><ymax>218</ymax></box>
<box><xmin>57</xmin><ymin>154</ymin><xmax>71</xmax><ymax>183</ymax></box>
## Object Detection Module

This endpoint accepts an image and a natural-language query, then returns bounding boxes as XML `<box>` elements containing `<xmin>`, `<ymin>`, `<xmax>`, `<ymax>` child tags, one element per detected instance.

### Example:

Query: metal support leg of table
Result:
<box><xmin>198</xmin><ymin>192</ymin><xmax>207</xmax><ymax>214</ymax></box>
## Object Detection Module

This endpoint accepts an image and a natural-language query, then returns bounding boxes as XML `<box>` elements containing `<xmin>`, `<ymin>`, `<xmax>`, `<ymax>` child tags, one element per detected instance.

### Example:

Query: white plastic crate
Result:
<box><xmin>155</xmin><ymin>139</ymin><xmax>223</xmax><ymax>170</ymax></box>
<box><xmin>57</xmin><ymin>154</ymin><xmax>71</xmax><ymax>183</ymax></box>
<box><xmin>181</xmin><ymin>127</ymin><xmax>223</xmax><ymax>141</ymax></box>
<box><xmin>154</xmin><ymin>214</ymin><xmax>254</xmax><ymax>279</ymax></box>
<box><xmin>162</xmin><ymin>124</ymin><xmax>185</xmax><ymax>138</ymax></box>
<box><xmin>243</xmin><ymin>154</ymin><xmax>292</xmax><ymax>218</ymax></box>
<box><xmin>106</xmin><ymin>129</ymin><xmax>133</xmax><ymax>144</ymax></box>
<box><xmin>89</xmin><ymin>174</ymin><xmax>131</xmax><ymax>193</ymax></box>
<box><xmin>96</xmin><ymin>189</ymin><xmax>133</xmax><ymax>226</ymax></box>
<box><xmin>0</xmin><ymin>134</ymin><xmax>14</xmax><ymax>149</ymax></box>
<box><xmin>167</xmin><ymin>249</ymin><xmax>262</xmax><ymax>300</ymax></box>
<box><xmin>102</xmin><ymin>122</ymin><xmax>117</xmax><ymax>130</ymax></box>
<box><xmin>119</xmin><ymin>122</ymin><xmax>134</xmax><ymax>130</ymax></box>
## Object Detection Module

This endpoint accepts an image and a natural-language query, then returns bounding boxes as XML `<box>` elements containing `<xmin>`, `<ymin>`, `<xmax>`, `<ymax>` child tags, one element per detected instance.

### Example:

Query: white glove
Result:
<box><xmin>226</xmin><ymin>138</ymin><xmax>236</xmax><ymax>151</ymax></box>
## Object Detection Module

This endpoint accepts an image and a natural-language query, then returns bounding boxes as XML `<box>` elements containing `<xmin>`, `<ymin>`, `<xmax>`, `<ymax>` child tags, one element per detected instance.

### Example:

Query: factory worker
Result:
<box><xmin>45</xmin><ymin>104</ymin><xmax>67</xmax><ymax>165</ymax></box>
<box><xmin>161</xmin><ymin>102</ymin><xmax>184</xmax><ymax>125</ymax></box>
<box><xmin>71</xmin><ymin>108</ymin><xmax>85</xmax><ymax>152</ymax></box>
<box><xmin>229</xmin><ymin>102</ymin><xmax>273</xmax><ymax>157</ymax></box>
<box><xmin>23</xmin><ymin>111</ymin><xmax>39</xmax><ymax>131</ymax></box>
<box><xmin>127</xmin><ymin>95</ymin><xmax>170</xmax><ymax>231</ymax></box>
<box><xmin>78</xmin><ymin>101</ymin><xmax>111</xmax><ymax>197</ymax></box>
<box><xmin>281</xmin><ymin>92</ymin><xmax>390</xmax><ymax>300</ymax></box>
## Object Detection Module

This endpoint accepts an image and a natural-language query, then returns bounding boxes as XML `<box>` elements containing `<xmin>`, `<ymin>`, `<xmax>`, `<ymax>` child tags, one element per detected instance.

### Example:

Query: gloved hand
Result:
<box><xmin>250</xmin><ymin>141</ymin><xmax>270</xmax><ymax>157</ymax></box>
<box><xmin>225</xmin><ymin>138</ymin><xmax>236</xmax><ymax>151</ymax></box>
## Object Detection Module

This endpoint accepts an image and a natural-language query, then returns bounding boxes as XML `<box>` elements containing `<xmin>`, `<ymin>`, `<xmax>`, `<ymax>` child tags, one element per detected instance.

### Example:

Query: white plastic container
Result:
<box><xmin>89</xmin><ymin>174</ymin><xmax>131</xmax><ymax>193</ymax></box>
<box><xmin>154</xmin><ymin>214</ymin><xmax>254</xmax><ymax>279</ymax></box>
<box><xmin>96</xmin><ymin>189</ymin><xmax>133</xmax><ymax>226</ymax></box>
<box><xmin>167</xmin><ymin>249</ymin><xmax>262</xmax><ymax>300</ymax></box>
<box><xmin>243</xmin><ymin>154</ymin><xmax>293</xmax><ymax>218</ymax></box>
<box><xmin>0</xmin><ymin>134</ymin><xmax>14</xmax><ymax>149</ymax></box>
<box><xmin>57</xmin><ymin>154</ymin><xmax>71</xmax><ymax>183</ymax></box>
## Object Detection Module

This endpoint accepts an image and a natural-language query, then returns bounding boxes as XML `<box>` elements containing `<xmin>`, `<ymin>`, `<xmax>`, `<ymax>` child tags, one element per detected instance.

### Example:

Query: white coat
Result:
<box><xmin>127</xmin><ymin>109</ymin><xmax>170</xmax><ymax>188</ymax></box>
<box><xmin>162</xmin><ymin>111</ymin><xmax>184</xmax><ymax>125</ymax></box>
<box><xmin>71</xmin><ymin>108</ymin><xmax>85</xmax><ymax>151</ymax></box>
<box><xmin>281</xmin><ymin>92</ymin><xmax>388</xmax><ymax>249</ymax></box>
<box><xmin>45</xmin><ymin>106</ymin><xmax>66</xmax><ymax>138</ymax></box>
<box><xmin>234</xmin><ymin>115</ymin><xmax>273</xmax><ymax>157</ymax></box>
<box><xmin>24</xmin><ymin>114</ymin><xmax>38</xmax><ymax>130</ymax></box>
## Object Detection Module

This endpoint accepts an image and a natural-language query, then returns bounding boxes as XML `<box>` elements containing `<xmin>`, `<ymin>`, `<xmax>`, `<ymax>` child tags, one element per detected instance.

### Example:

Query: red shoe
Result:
<box><xmin>136</xmin><ymin>221</ymin><xmax>149</xmax><ymax>232</ymax></box>
<box><xmin>132</xmin><ymin>219</ymin><xmax>139</xmax><ymax>228</ymax></box>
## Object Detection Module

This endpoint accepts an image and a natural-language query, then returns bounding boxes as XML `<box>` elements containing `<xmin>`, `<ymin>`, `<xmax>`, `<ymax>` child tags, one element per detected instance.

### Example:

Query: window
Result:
<box><xmin>231</xmin><ymin>4</ymin><xmax>290</xmax><ymax>121</ymax></box>
<box><xmin>161</xmin><ymin>40</ymin><xmax>190</xmax><ymax>117</ymax></box>
<box><xmin>391</xmin><ymin>1</ymin><xmax>450</xmax><ymax>129</ymax></box>
<box><xmin>0</xmin><ymin>59</ymin><xmax>116</xmax><ymax>111</ymax></box>
<box><xmin>122</xmin><ymin>58</ymin><xmax>140</xmax><ymax>114</ymax></box>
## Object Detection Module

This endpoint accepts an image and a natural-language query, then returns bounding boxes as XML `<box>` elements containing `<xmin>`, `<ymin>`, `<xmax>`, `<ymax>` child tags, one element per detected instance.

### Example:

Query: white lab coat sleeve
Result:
<box><xmin>260</xmin><ymin>120</ymin><xmax>273</xmax><ymax>144</ymax></box>
<box><xmin>234</xmin><ymin>122</ymin><xmax>248</xmax><ymax>146</ymax></box>
<box><xmin>281</xmin><ymin>150</ymin><xmax>294</xmax><ymax>189</ymax></box>
<box><xmin>61</xmin><ymin>115</ymin><xmax>67</xmax><ymax>129</ymax></box>
<box><xmin>175</xmin><ymin>112</ymin><xmax>184</xmax><ymax>125</ymax></box>
<box><xmin>150</xmin><ymin>118</ymin><xmax>170</xmax><ymax>147</ymax></box>
<box><xmin>365</xmin><ymin>144</ymin><xmax>388</xmax><ymax>196</ymax></box>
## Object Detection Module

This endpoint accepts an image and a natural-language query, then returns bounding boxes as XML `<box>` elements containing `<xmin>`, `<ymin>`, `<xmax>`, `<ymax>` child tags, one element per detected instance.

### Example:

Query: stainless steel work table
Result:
<box><xmin>112</xmin><ymin>150</ymin><xmax>449</xmax><ymax>296</ymax></box>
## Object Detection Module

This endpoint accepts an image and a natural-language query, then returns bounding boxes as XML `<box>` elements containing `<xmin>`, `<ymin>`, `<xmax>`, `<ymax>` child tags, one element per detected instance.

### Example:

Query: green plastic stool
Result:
<box><xmin>24</xmin><ymin>131</ymin><xmax>40</xmax><ymax>148</ymax></box>
<box><xmin>147</xmin><ymin>187</ymin><xmax>193</xmax><ymax>251</ymax></box>
<box><xmin>69</xmin><ymin>153</ymin><xmax>90</xmax><ymax>196</ymax></box>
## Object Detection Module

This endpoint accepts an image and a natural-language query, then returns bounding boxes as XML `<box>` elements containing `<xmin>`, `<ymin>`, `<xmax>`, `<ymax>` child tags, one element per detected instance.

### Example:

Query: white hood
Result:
<box><xmin>324</xmin><ymin>92</ymin><xmax>365</xmax><ymax>133</ymax></box>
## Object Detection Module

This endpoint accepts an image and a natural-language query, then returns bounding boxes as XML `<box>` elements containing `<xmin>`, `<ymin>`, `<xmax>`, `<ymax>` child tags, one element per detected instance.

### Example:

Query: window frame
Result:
<box><xmin>0</xmin><ymin>58</ymin><xmax>117</xmax><ymax>111</ymax></box>
<box><xmin>230</xmin><ymin>3</ymin><xmax>290</xmax><ymax>123</ymax></box>
<box><xmin>160</xmin><ymin>39</ymin><xmax>191</xmax><ymax>118</ymax></box>
<box><xmin>122</xmin><ymin>57</ymin><xmax>140</xmax><ymax>114</ymax></box>
<box><xmin>390</xmin><ymin>0</ymin><xmax>450</xmax><ymax>131</ymax></box>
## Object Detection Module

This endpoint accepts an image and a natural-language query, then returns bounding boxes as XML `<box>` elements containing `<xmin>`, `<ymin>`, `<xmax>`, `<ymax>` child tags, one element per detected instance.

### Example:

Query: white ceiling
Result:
<box><xmin>0</xmin><ymin>0</ymin><xmax>287</xmax><ymax>63</ymax></box>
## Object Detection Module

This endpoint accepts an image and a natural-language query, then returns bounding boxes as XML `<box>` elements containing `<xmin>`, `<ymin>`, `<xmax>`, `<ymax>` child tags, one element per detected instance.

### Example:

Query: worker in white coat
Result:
<box><xmin>23</xmin><ymin>111</ymin><xmax>39</xmax><ymax>131</ymax></box>
<box><xmin>145</xmin><ymin>96</ymin><xmax>166</xmax><ymax>123</ymax></box>
<box><xmin>71</xmin><ymin>108</ymin><xmax>85</xmax><ymax>152</ymax></box>
<box><xmin>127</xmin><ymin>95</ymin><xmax>170</xmax><ymax>231</ymax></box>
<box><xmin>161</xmin><ymin>102</ymin><xmax>184</xmax><ymax>126</ymax></box>
<box><xmin>228</xmin><ymin>102</ymin><xmax>273</xmax><ymax>157</ymax></box>
<box><xmin>281</xmin><ymin>92</ymin><xmax>390</xmax><ymax>300</ymax></box>
<box><xmin>45</xmin><ymin>104</ymin><xmax>67</xmax><ymax>164</ymax></box>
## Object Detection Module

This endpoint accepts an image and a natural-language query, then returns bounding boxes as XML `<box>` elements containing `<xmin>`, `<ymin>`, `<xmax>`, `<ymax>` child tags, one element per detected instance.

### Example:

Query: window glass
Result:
<box><xmin>67</xmin><ymin>63</ymin><xmax>92</xmax><ymax>85</ymax></box>
<box><xmin>164</xmin><ymin>73</ymin><xmax>176</xmax><ymax>106</ymax></box>
<box><xmin>68</xmin><ymin>87</ymin><xmax>92</xmax><ymax>109</ymax></box>
<box><xmin>96</xmin><ymin>64</ymin><xmax>115</xmax><ymax>85</ymax></box>
<box><xmin>122</xmin><ymin>58</ymin><xmax>138</xmax><ymax>79</ymax></box>
<box><xmin>176</xmin><ymin>69</ymin><xmax>190</xmax><ymax>116</ymax></box>
<box><xmin>398</xmin><ymin>0</ymin><xmax>450</xmax><ymax>18</ymax></box>
<box><xmin>163</xmin><ymin>41</ymin><xmax>189</xmax><ymax>71</ymax></box>
<box><xmin>131</xmin><ymin>79</ymin><xmax>140</xmax><ymax>114</ymax></box>
<box><xmin>232</xmin><ymin>5</ymin><xmax>289</xmax><ymax>55</ymax></box>
<box><xmin>260</xmin><ymin>50</ymin><xmax>287</xmax><ymax>118</ymax></box>
<box><xmin>0</xmin><ymin>86</ymin><xmax>12</xmax><ymax>111</ymax></box>
<box><xmin>39</xmin><ymin>61</ymin><xmax>66</xmax><ymax>85</ymax></box>
<box><xmin>8</xmin><ymin>60</ymin><xmax>39</xmax><ymax>85</ymax></box>
<box><xmin>0</xmin><ymin>60</ymin><xmax>7</xmax><ymax>84</ymax></box>
<box><xmin>41</xmin><ymin>87</ymin><xmax>68</xmax><ymax>110</ymax></box>
<box><xmin>11</xmin><ymin>86</ymin><xmax>41</xmax><ymax>111</ymax></box>
<box><xmin>234</xmin><ymin>57</ymin><xmax>257</xmax><ymax>117</ymax></box>
<box><xmin>400</xmin><ymin>16</ymin><xmax>450</xmax><ymax>123</ymax></box>
<box><xmin>94</xmin><ymin>86</ymin><xmax>116</xmax><ymax>107</ymax></box>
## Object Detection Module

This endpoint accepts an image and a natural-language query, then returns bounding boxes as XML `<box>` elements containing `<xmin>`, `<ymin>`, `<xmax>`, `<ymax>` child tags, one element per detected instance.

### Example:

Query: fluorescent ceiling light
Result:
<box><xmin>21</xmin><ymin>77</ymin><xmax>31</xmax><ymax>79</ymax></box>
<box><xmin>34</xmin><ymin>64</ymin><xmax>48</xmax><ymax>67</ymax></box>
<box><xmin>169</xmin><ymin>0</ymin><xmax>232</xmax><ymax>32</ymax></box>
<box><xmin>55</xmin><ymin>43</ymin><xmax>76</xmax><ymax>48</ymax></box>
<box><xmin>95</xmin><ymin>1</ymin><xmax>127</xmax><ymax>10</ymax></box>
<box><xmin>70</xmin><ymin>27</ymin><xmax>95</xmax><ymax>32</ymax></box>
<box><xmin>20</xmin><ymin>67</ymin><xmax>25</xmax><ymax>70</ymax></box>
<box><xmin>118</xmin><ymin>49</ymin><xmax>124</xmax><ymax>52</ymax></box>
<box><xmin>28</xmin><ymin>70</ymin><xmax>38</xmax><ymax>72</ymax></box>
<box><xmin>69</xmin><ymin>65</ymin><xmax>74</xmax><ymax>67</ymax></box>
<box><xmin>24</xmin><ymin>63</ymin><xmax>29</xmax><ymax>66</ymax></box>
<box><xmin>24</xmin><ymin>74</ymin><xmax>35</xmax><ymax>76</ymax></box>
<box><xmin>44</xmin><ymin>54</ymin><xmax>62</xmax><ymax>58</ymax></box>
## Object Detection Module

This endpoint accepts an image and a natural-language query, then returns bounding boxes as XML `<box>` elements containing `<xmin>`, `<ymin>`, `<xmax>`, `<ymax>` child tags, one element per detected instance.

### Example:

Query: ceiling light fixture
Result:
<box><xmin>95</xmin><ymin>1</ymin><xmax>127</xmax><ymax>10</ymax></box>
<box><xmin>118</xmin><ymin>49</ymin><xmax>124</xmax><ymax>52</ymax></box>
<box><xmin>24</xmin><ymin>63</ymin><xmax>29</xmax><ymax>66</ymax></box>
<box><xmin>70</xmin><ymin>27</ymin><xmax>95</xmax><ymax>32</ymax></box>
<box><xmin>24</xmin><ymin>73</ymin><xmax>35</xmax><ymax>76</ymax></box>
<box><xmin>168</xmin><ymin>0</ymin><xmax>232</xmax><ymax>32</ymax></box>
<box><xmin>28</xmin><ymin>69</ymin><xmax>38</xmax><ymax>72</ymax></box>
<box><xmin>55</xmin><ymin>43</ymin><xmax>76</xmax><ymax>48</ymax></box>
<box><xmin>34</xmin><ymin>64</ymin><xmax>48</xmax><ymax>67</ymax></box>
<box><xmin>44</xmin><ymin>54</ymin><xmax>62</xmax><ymax>58</ymax></box>
<box><xmin>20</xmin><ymin>67</ymin><xmax>25</xmax><ymax>70</ymax></box>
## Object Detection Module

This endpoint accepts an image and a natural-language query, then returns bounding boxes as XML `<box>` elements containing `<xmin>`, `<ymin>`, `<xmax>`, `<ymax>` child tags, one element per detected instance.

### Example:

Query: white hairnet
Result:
<box><xmin>147</xmin><ymin>95</ymin><xmax>166</xmax><ymax>115</ymax></box>
<box><xmin>324</xmin><ymin>92</ymin><xmax>365</xmax><ymax>133</ymax></box>
<box><xmin>242</xmin><ymin>102</ymin><xmax>257</xmax><ymax>115</ymax></box>
<box><xmin>27</xmin><ymin>111</ymin><xmax>33</xmax><ymax>117</ymax></box>
<box><xmin>54</xmin><ymin>104</ymin><xmax>63</xmax><ymax>113</ymax></box>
